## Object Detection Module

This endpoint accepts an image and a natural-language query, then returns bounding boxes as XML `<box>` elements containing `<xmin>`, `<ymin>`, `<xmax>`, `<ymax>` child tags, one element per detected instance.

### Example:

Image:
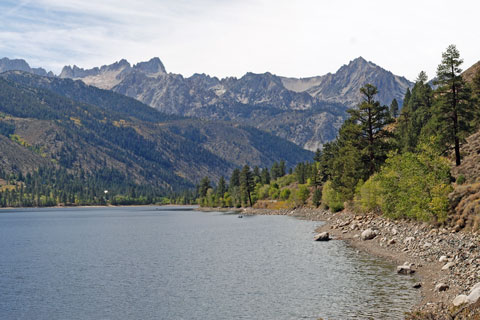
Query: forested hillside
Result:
<box><xmin>0</xmin><ymin>72</ymin><xmax>312</xmax><ymax>207</ymax></box>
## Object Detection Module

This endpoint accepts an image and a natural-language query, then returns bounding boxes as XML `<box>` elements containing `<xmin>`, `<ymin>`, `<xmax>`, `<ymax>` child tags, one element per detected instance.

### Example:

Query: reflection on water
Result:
<box><xmin>0</xmin><ymin>206</ymin><xmax>419</xmax><ymax>319</ymax></box>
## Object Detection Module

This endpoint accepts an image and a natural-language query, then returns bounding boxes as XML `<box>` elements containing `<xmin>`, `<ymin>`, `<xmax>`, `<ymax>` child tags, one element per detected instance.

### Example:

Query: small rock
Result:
<box><xmin>435</xmin><ymin>283</ymin><xmax>449</xmax><ymax>292</ymax></box>
<box><xmin>442</xmin><ymin>262</ymin><xmax>455</xmax><ymax>270</ymax></box>
<box><xmin>361</xmin><ymin>228</ymin><xmax>376</xmax><ymax>240</ymax></box>
<box><xmin>391</xmin><ymin>228</ymin><xmax>398</xmax><ymax>235</ymax></box>
<box><xmin>423</xmin><ymin>242</ymin><xmax>432</xmax><ymax>249</ymax></box>
<box><xmin>439</xmin><ymin>255</ymin><xmax>448</xmax><ymax>263</ymax></box>
<box><xmin>404</xmin><ymin>236</ymin><xmax>415</xmax><ymax>245</ymax></box>
<box><xmin>413</xmin><ymin>282</ymin><xmax>422</xmax><ymax>289</ymax></box>
<box><xmin>397</xmin><ymin>263</ymin><xmax>415</xmax><ymax>275</ymax></box>
<box><xmin>314</xmin><ymin>232</ymin><xmax>330</xmax><ymax>241</ymax></box>
<box><xmin>388</xmin><ymin>238</ymin><xmax>396</xmax><ymax>245</ymax></box>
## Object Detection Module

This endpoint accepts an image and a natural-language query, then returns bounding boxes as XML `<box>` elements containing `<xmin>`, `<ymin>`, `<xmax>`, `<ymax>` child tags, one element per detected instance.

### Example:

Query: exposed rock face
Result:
<box><xmin>59</xmin><ymin>57</ymin><xmax>412</xmax><ymax>150</ymax></box>
<box><xmin>0</xmin><ymin>58</ymin><xmax>53</xmax><ymax>77</ymax></box>
<box><xmin>281</xmin><ymin>57</ymin><xmax>412</xmax><ymax>107</ymax></box>
<box><xmin>133</xmin><ymin>57</ymin><xmax>166</xmax><ymax>76</ymax></box>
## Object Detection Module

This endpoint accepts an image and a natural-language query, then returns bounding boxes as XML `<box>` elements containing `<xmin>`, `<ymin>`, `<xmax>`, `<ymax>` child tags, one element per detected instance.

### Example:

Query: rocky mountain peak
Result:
<box><xmin>133</xmin><ymin>57</ymin><xmax>166</xmax><ymax>75</ymax></box>
<box><xmin>0</xmin><ymin>57</ymin><xmax>52</xmax><ymax>77</ymax></box>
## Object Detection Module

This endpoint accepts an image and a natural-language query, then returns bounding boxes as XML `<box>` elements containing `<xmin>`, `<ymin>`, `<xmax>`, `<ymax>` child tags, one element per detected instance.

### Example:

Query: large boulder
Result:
<box><xmin>451</xmin><ymin>282</ymin><xmax>480</xmax><ymax>307</ymax></box>
<box><xmin>314</xmin><ymin>232</ymin><xmax>330</xmax><ymax>241</ymax></box>
<box><xmin>361</xmin><ymin>228</ymin><xmax>376</xmax><ymax>240</ymax></box>
<box><xmin>467</xmin><ymin>283</ymin><xmax>480</xmax><ymax>304</ymax></box>
<box><xmin>453</xmin><ymin>295</ymin><xmax>469</xmax><ymax>307</ymax></box>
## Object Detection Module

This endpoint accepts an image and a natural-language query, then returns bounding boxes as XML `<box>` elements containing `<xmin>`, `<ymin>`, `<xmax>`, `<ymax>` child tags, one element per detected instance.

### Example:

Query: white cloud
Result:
<box><xmin>0</xmin><ymin>0</ymin><xmax>478</xmax><ymax>80</ymax></box>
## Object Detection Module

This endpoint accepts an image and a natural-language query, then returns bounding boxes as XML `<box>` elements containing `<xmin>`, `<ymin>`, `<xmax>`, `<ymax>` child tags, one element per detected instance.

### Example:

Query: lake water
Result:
<box><xmin>0</xmin><ymin>206</ymin><xmax>419</xmax><ymax>319</ymax></box>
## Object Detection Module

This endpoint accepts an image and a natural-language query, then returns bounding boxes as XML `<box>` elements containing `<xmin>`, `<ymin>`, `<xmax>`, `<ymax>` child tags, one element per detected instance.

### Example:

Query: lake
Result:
<box><xmin>0</xmin><ymin>206</ymin><xmax>419</xmax><ymax>319</ymax></box>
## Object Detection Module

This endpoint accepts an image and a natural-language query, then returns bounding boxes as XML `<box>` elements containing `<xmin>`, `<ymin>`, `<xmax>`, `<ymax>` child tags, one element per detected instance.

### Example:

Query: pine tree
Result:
<box><xmin>279</xmin><ymin>160</ymin><xmax>286</xmax><ymax>177</ymax></box>
<box><xmin>270</xmin><ymin>162</ymin><xmax>279</xmax><ymax>180</ymax></box>
<box><xmin>314</xmin><ymin>148</ymin><xmax>322</xmax><ymax>162</ymax></box>
<box><xmin>431</xmin><ymin>45</ymin><xmax>473</xmax><ymax>165</ymax></box>
<box><xmin>240</xmin><ymin>165</ymin><xmax>254</xmax><ymax>206</ymax></box>
<box><xmin>260</xmin><ymin>168</ymin><xmax>270</xmax><ymax>185</ymax></box>
<box><xmin>229</xmin><ymin>168</ymin><xmax>240</xmax><ymax>190</ymax></box>
<box><xmin>216</xmin><ymin>176</ymin><xmax>226</xmax><ymax>198</ymax></box>
<box><xmin>396</xmin><ymin>71</ymin><xmax>433</xmax><ymax>152</ymax></box>
<box><xmin>252</xmin><ymin>166</ymin><xmax>261</xmax><ymax>184</ymax></box>
<box><xmin>198</xmin><ymin>176</ymin><xmax>211</xmax><ymax>198</ymax></box>
<box><xmin>312</xmin><ymin>187</ymin><xmax>322</xmax><ymax>207</ymax></box>
<box><xmin>347</xmin><ymin>84</ymin><xmax>393</xmax><ymax>175</ymax></box>
<box><xmin>390</xmin><ymin>99</ymin><xmax>399</xmax><ymax>118</ymax></box>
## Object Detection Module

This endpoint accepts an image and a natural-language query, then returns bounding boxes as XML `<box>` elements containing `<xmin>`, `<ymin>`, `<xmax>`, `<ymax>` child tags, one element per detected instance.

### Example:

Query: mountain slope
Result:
<box><xmin>0</xmin><ymin>72</ymin><xmax>313</xmax><ymax>188</ymax></box>
<box><xmin>463</xmin><ymin>60</ymin><xmax>480</xmax><ymax>83</ymax></box>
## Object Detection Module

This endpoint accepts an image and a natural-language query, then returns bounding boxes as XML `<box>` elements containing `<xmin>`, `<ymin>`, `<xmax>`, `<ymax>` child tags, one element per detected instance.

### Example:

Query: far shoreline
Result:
<box><xmin>0</xmin><ymin>203</ymin><xmax>199</xmax><ymax>211</ymax></box>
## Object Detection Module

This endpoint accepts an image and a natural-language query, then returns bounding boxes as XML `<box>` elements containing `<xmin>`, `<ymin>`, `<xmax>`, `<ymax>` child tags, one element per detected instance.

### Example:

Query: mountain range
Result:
<box><xmin>57</xmin><ymin>56</ymin><xmax>413</xmax><ymax>150</ymax></box>
<box><xmin>0</xmin><ymin>55</ymin><xmax>416</xmax><ymax>192</ymax></box>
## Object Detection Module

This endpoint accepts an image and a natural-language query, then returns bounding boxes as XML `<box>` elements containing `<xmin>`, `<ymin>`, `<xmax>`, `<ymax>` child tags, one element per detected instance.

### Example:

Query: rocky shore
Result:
<box><xmin>239</xmin><ymin>207</ymin><xmax>480</xmax><ymax>319</ymax></box>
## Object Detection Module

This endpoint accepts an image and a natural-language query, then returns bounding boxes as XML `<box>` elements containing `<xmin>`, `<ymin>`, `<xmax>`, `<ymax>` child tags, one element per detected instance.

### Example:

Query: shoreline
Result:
<box><xmin>0</xmin><ymin>204</ymin><xmax>198</xmax><ymax>211</ymax></box>
<box><xmin>219</xmin><ymin>206</ymin><xmax>480</xmax><ymax>318</ymax></box>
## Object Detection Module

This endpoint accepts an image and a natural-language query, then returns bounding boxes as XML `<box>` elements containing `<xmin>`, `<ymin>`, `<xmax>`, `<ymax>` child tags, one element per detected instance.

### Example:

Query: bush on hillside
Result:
<box><xmin>353</xmin><ymin>177</ymin><xmax>382</xmax><ymax>213</ymax></box>
<box><xmin>322</xmin><ymin>180</ymin><xmax>344</xmax><ymax>212</ymax></box>
<box><xmin>374</xmin><ymin>147</ymin><xmax>452</xmax><ymax>222</ymax></box>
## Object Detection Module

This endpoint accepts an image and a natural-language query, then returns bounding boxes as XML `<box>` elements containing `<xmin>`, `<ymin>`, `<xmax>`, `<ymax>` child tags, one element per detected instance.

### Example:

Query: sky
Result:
<box><xmin>0</xmin><ymin>0</ymin><xmax>479</xmax><ymax>81</ymax></box>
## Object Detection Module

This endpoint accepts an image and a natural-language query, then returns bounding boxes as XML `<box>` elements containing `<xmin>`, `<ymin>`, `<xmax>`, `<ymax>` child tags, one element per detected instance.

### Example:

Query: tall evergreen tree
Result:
<box><xmin>216</xmin><ymin>176</ymin><xmax>226</xmax><ymax>198</ymax></box>
<box><xmin>314</xmin><ymin>148</ymin><xmax>322</xmax><ymax>162</ymax></box>
<box><xmin>260</xmin><ymin>168</ymin><xmax>270</xmax><ymax>185</ymax></box>
<box><xmin>431</xmin><ymin>45</ymin><xmax>473</xmax><ymax>165</ymax></box>
<box><xmin>252</xmin><ymin>166</ymin><xmax>261</xmax><ymax>184</ymax></box>
<box><xmin>347</xmin><ymin>84</ymin><xmax>393</xmax><ymax>175</ymax></box>
<box><xmin>240</xmin><ymin>165</ymin><xmax>254</xmax><ymax>206</ymax></box>
<box><xmin>270</xmin><ymin>162</ymin><xmax>280</xmax><ymax>180</ymax></box>
<box><xmin>389</xmin><ymin>99</ymin><xmax>399</xmax><ymax>118</ymax></box>
<box><xmin>396</xmin><ymin>71</ymin><xmax>433</xmax><ymax>152</ymax></box>
<box><xmin>279</xmin><ymin>160</ymin><xmax>286</xmax><ymax>177</ymax></box>
<box><xmin>229</xmin><ymin>168</ymin><xmax>240</xmax><ymax>190</ymax></box>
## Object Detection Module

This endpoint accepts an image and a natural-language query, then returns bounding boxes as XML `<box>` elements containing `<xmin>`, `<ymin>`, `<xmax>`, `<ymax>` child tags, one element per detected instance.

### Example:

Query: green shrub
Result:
<box><xmin>268</xmin><ymin>185</ymin><xmax>280</xmax><ymax>199</ymax></box>
<box><xmin>375</xmin><ymin>148</ymin><xmax>452</xmax><ymax>222</ymax></box>
<box><xmin>296</xmin><ymin>185</ymin><xmax>310</xmax><ymax>205</ymax></box>
<box><xmin>354</xmin><ymin>177</ymin><xmax>382</xmax><ymax>213</ymax></box>
<box><xmin>279</xmin><ymin>188</ymin><xmax>291</xmax><ymax>200</ymax></box>
<box><xmin>256</xmin><ymin>184</ymin><xmax>270</xmax><ymax>200</ymax></box>
<box><xmin>322</xmin><ymin>180</ymin><xmax>344</xmax><ymax>212</ymax></box>
<box><xmin>456</xmin><ymin>174</ymin><xmax>466</xmax><ymax>185</ymax></box>
<box><xmin>276</xmin><ymin>174</ymin><xmax>296</xmax><ymax>188</ymax></box>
